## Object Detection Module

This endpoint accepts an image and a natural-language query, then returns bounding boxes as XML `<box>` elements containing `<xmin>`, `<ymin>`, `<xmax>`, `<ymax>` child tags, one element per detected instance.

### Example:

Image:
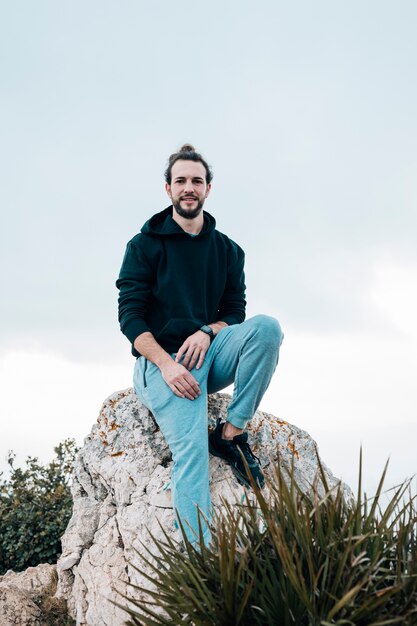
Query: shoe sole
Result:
<box><xmin>208</xmin><ymin>438</ymin><xmax>264</xmax><ymax>489</ymax></box>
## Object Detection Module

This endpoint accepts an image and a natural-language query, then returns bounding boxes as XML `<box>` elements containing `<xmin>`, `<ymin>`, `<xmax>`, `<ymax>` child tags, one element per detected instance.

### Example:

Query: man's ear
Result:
<box><xmin>205</xmin><ymin>183</ymin><xmax>212</xmax><ymax>198</ymax></box>
<box><xmin>165</xmin><ymin>183</ymin><xmax>172</xmax><ymax>198</ymax></box>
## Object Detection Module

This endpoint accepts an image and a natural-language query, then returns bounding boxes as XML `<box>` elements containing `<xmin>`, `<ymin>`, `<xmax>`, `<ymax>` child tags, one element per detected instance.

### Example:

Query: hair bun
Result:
<box><xmin>179</xmin><ymin>143</ymin><xmax>195</xmax><ymax>154</ymax></box>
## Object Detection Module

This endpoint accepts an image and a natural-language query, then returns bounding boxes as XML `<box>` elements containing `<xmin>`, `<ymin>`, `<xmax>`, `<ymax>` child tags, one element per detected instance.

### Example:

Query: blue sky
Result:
<box><xmin>1</xmin><ymin>1</ymin><xmax>416</xmax><ymax>495</ymax></box>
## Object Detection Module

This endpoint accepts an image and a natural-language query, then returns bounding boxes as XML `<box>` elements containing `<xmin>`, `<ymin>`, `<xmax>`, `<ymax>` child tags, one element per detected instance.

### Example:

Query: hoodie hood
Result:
<box><xmin>141</xmin><ymin>206</ymin><xmax>216</xmax><ymax>237</ymax></box>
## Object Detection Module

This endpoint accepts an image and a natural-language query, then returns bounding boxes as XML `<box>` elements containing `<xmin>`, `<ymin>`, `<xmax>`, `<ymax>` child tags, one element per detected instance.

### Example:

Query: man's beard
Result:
<box><xmin>173</xmin><ymin>198</ymin><xmax>204</xmax><ymax>220</ymax></box>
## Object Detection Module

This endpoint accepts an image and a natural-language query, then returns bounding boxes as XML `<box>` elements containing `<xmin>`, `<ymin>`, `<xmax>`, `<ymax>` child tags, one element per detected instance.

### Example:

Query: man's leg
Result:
<box><xmin>207</xmin><ymin>315</ymin><xmax>283</xmax><ymax>486</ymax></box>
<box><xmin>208</xmin><ymin>315</ymin><xmax>283</xmax><ymax>427</ymax></box>
<box><xmin>134</xmin><ymin>356</ymin><xmax>212</xmax><ymax>546</ymax></box>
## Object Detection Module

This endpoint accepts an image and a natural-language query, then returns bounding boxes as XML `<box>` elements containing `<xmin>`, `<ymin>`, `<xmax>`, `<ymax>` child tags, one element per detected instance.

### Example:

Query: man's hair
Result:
<box><xmin>164</xmin><ymin>144</ymin><xmax>213</xmax><ymax>184</ymax></box>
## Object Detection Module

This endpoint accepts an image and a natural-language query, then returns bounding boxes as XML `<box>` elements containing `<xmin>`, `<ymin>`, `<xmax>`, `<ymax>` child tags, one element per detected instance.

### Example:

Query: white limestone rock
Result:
<box><xmin>0</xmin><ymin>585</ymin><xmax>41</xmax><ymax>626</ymax></box>
<box><xmin>0</xmin><ymin>563</ymin><xmax>56</xmax><ymax>603</ymax></box>
<box><xmin>0</xmin><ymin>563</ymin><xmax>57</xmax><ymax>626</ymax></box>
<box><xmin>56</xmin><ymin>388</ymin><xmax>352</xmax><ymax>626</ymax></box>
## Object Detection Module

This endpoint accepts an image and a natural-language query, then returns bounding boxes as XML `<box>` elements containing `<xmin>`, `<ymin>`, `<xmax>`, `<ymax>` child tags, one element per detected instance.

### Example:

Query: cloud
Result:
<box><xmin>0</xmin><ymin>349</ymin><xmax>132</xmax><ymax>476</ymax></box>
<box><xmin>370</xmin><ymin>256</ymin><xmax>417</xmax><ymax>340</ymax></box>
<box><xmin>1</xmin><ymin>0</ymin><xmax>416</xmax><ymax>498</ymax></box>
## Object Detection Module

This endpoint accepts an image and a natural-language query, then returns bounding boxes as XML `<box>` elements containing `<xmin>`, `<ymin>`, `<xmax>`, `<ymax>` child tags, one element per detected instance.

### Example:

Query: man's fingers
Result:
<box><xmin>196</xmin><ymin>349</ymin><xmax>206</xmax><ymax>370</ymax></box>
<box><xmin>182</xmin><ymin>348</ymin><xmax>195</xmax><ymax>369</ymax></box>
<box><xmin>170</xmin><ymin>381</ymin><xmax>194</xmax><ymax>400</ymax></box>
<box><xmin>176</xmin><ymin>344</ymin><xmax>195</xmax><ymax>368</ymax></box>
<box><xmin>175</xmin><ymin>344</ymin><xmax>188</xmax><ymax>363</ymax></box>
<box><xmin>183</xmin><ymin>372</ymin><xmax>201</xmax><ymax>396</ymax></box>
<box><xmin>186</xmin><ymin>348</ymin><xmax>200</xmax><ymax>370</ymax></box>
<box><xmin>181</xmin><ymin>376</ymin><xmax>200</xmax><ymax>398</ymax></box>
<box><xmin>184</xmin><ymin>344</ymin><xmax>207</xmax><ymax>370</ymax></box>
<box><xmin>162</xmin><ymin>356</ymin><xmax>202</xmax><ymax>399</ymax></box>
<box><xmin>188</xmin><ymin>348</ymin><xmax>205</xmax><ymax>371</ymax></box>
<box><xmin>176</xmin><ymin>332</ymin><xmax>211</xmax><ymax>369</ymax></box>
<box><xmin>170</xmin><ymin>384</ymin><xmax>185</xmax><ymax>398</ymax></box>
<box><xmin>173</xmin><ymin>380</ymin><xmax>197</xmax><ymax>400</ymax></box>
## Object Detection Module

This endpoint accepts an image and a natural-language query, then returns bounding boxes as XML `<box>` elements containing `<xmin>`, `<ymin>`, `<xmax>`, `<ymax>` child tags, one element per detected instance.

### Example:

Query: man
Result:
<box><xmin>116</xmin><ymin>144</ymin><xmax>283</xmax><ymax>546</ymax></box>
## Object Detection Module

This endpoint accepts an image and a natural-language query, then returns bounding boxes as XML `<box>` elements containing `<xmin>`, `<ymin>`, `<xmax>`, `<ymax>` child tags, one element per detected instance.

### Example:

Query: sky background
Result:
<box><xmin>1</xmin><ymin>1</ymin><xmax>416</xmax><ymax>497</ymax></box>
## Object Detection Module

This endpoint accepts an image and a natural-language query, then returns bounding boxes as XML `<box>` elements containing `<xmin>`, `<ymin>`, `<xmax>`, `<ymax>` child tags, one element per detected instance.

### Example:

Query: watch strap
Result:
<box><xmin>200</xmin><ymin>325</ymin><xmax>214</xmax><ymax>341</ymax></box>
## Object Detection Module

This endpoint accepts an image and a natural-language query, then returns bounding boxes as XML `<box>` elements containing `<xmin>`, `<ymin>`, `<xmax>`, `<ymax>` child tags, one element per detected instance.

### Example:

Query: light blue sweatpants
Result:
<box><xmin>133</xmin><ymin>315</ymin><xmax>283</xmax><ymax>545</ymax></box>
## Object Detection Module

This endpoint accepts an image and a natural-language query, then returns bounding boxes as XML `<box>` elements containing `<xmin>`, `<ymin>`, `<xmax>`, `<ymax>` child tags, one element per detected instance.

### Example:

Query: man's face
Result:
<box><xmin>166</xmin><ymin>160</ymin><xmax>211</xmax><ymax>220</ymax></box>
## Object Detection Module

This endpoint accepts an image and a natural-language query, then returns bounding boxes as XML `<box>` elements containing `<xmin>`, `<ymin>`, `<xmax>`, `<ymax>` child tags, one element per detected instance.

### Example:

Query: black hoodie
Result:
<box><xmin>116</xmin><ymin>206</ymin><xmax>246</xmax><ymax>357</ymax></box>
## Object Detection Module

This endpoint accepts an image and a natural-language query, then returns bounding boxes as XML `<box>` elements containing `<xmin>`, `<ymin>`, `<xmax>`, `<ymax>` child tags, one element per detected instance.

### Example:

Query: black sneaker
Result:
<box><xmin>209</xmin><ymin>418</ymin><xmax>265</xmax><ymax>489</ymax></box>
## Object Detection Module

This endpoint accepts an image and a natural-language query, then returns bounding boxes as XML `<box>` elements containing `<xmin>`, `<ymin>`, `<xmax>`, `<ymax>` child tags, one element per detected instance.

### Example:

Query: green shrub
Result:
<box><xmin>119</xmin><ymin>454</ymin><xmax>417</xmax><ymax>625</ymax></box>
<box><xmin>0</xmin><ymin>439</ymin><xmax>78</xmax><ymax>574</ymax></box>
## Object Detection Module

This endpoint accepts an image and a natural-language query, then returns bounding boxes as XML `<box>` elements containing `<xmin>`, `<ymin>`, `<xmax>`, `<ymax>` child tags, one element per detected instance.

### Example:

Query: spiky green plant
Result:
<box><xmin>117</xmin><ymin>452</ymin><xmax>417</xmax><ymax>626</ymax></box>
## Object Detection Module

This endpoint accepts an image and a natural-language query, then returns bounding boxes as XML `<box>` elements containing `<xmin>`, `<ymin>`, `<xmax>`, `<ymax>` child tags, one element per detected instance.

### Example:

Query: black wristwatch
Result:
<box><xmin>199</xmin><ymin>325</ymin><xmax>215</xmax><ymax>342</ymax></box>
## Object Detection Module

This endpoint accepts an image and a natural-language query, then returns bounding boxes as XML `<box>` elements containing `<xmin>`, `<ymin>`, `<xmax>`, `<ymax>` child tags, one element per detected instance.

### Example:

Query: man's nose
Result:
<box><xmin>184</xmin><ymin>179</ymin><xmax>194</xmax><ymax>192</ymax></box>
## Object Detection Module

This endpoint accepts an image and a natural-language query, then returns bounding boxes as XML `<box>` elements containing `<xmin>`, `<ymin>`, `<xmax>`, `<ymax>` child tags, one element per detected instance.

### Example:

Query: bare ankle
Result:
<box><xmin>222</xmin><ymin>422</ymin><xmax>243</xmax><ymax>440</ymax></box>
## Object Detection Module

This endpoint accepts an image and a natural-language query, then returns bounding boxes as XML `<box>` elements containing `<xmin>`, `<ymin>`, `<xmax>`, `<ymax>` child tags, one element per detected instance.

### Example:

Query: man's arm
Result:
<box><xmin>134</xmin><ymin>331</ymin><xmax>201</xmax><ymax>400</ymax></box>
<box><xmin>117</xmin><ymin>240</ymin><xmax>202</xmax><ymax>400</ymax></box>
<box><xmin>116</xmin><ymin>240</ymin><xmax>153</xmax><ymax>347</ymax></box>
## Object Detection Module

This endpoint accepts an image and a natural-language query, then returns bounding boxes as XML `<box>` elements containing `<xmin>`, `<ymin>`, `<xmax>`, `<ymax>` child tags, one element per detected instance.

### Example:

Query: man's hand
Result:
<box><xmin>175</xmin><ymin>330</ymin><xmax>211</xmax><ymax>370</ymax></box>
<box><xmin>160</xmin><ymin>359</ymin><xmax>201</xmax><ymax>400</ymax></box>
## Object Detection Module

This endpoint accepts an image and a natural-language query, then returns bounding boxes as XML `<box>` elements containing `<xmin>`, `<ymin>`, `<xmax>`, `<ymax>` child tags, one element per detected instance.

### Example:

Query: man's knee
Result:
<box><xmin>250</xmin><ymin>314</ymin><xmax>284</xmax><ymax>346</ymax></box>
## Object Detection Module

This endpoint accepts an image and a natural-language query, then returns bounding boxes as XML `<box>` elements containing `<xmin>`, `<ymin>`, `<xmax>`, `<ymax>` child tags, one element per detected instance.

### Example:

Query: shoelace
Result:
<box><xmin>235</xmin><ymin>442</ymin><xmax>261</xmax><ymax>466</ymax></box>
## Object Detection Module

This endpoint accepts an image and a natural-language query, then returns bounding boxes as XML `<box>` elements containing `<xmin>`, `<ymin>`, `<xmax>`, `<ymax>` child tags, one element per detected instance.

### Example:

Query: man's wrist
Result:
<box><xmin>199</xmin><ymin>325</ymin><xmax>215</xmax><ymax>341</ymax></box>
<box><xmin>208</xmin><ymin>321</ymin><xmax>228</xmax><ymax>337</ymax></box>
<box><xmin>154</xmin><ymin>352</ymin><xmax>173</xmax><ymax>369</ymax></box>
<box><xmin>134</xmin><ymin>331</ymin><xmax>173</xmax><ymax>370</ymax></box>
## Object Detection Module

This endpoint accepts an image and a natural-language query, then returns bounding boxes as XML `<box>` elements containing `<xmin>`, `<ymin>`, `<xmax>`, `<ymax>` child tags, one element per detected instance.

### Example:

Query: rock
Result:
<box><xmin>0</xmin><ymin>585</ymin><xmax>41</xmax><ymax>626</ymax></box>
<box><xmin>56</xmin><ymin>389</ymin><xmax>352</xmax><ymax>626</ymax></box>
<box><xmin>0</xmin><ymin>563</ymin><xmax>60</xmax><ymax>626</ymax></box>
<box><xmin>0</xmin><ymin>564</ymin><xmax>56</xmax><ymax>603</ymax></box>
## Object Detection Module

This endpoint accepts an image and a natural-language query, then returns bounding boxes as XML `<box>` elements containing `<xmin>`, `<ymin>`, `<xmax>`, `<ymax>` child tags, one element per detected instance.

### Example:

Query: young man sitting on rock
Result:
<box><xmin>116</xmin><ymin>144</ymin><xmax>283</xmax><ymax>546</ymax></box>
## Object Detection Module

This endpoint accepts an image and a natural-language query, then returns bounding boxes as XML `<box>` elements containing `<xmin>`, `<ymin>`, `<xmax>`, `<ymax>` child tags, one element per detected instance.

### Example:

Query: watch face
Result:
<box><xmin>201</xmin><ymin>325</ymin><xmax>214</xmax><ymax>337</ymax></box>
